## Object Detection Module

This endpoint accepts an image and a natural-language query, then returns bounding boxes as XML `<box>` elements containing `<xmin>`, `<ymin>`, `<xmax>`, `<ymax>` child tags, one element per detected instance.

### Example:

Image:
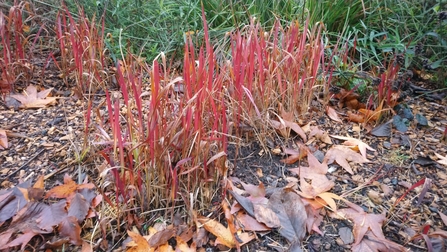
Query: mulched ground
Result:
<box><xmin>1</xmin><ymin>56</ymin><xmax>447</xmax><ymax>251</ymax></box>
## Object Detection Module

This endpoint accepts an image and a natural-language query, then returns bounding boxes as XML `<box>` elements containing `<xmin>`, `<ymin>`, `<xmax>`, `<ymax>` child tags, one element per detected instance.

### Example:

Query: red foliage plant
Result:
<box><xmin>91</xmin><ymin>12</ymin><xmax>335</xmax><ymax>214</ymax></box>
<box><xmin>0</xmin><ymin>1</ymin><xmax>41</xmax><ymax>93</ymax></box>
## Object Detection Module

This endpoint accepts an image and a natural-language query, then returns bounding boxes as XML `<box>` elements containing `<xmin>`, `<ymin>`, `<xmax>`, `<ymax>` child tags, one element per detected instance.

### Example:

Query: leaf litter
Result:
<box><xmin>8</xmin><ymin>85</ymin><xmax>57</xmax><ymax>109</ymax></box>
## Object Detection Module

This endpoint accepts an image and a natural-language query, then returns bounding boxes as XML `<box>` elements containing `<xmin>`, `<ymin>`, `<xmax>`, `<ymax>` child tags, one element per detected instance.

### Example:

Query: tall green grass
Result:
<box><xmin>59</xmin><ymin>0</ymin><xmax>305</xmax><ymax>61</ymax></box>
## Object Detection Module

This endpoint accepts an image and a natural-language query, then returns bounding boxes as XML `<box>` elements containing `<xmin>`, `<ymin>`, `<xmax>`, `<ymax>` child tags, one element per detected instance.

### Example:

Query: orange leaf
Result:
<box><xmin>347</xmin><ymin>111</ymin><xmax>365</xmax><ymax>123</ymax></box>
<box><xmin>198</xmin><ymin>216</ymin><xmax>236</xmax><ymax>248</ymax></box>
<box><xmin>358</xmin><ymin>108</ymin><xmax>380</xmax><ymax>121</ymax></box>
<box><xmin>33</xmin><ymin>175</ymin><xmax>44</xmax><ymax>189</ymax></box>
<box><xmin>46</xmin><ymin>176</ymin><xmax>78</xmax><ymax>199</ymax></box>
<box><xmin>0</xmin><ymin>129</ymin><xmax>8</xmax><ymax>149</ymax></box>
<box><xmin>126</xmin><ymin>230</ymin><xmax>151</xmax><ymax>252</ymax></box>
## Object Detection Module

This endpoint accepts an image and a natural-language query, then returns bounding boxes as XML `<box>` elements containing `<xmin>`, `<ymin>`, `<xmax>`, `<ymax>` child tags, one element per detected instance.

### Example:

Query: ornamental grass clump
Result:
<box><xmin>0</xmin><ymin>1</ymin><xmax>40</xmax><ymax>93</ymax></box>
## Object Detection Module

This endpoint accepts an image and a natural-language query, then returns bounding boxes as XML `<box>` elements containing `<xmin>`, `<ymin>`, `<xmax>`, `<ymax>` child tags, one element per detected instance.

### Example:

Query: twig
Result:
<box><xmin>6</xmin><ymin>149</ymin><xmax>45</xmax><ymax>179</ymax></box>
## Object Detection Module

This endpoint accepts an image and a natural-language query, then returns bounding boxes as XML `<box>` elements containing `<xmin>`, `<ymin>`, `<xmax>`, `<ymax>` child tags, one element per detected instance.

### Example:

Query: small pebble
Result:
<box><xmin>391</xmin><ymin>177</ymin><xmax>398</xmax><ymax>186</ymax></box>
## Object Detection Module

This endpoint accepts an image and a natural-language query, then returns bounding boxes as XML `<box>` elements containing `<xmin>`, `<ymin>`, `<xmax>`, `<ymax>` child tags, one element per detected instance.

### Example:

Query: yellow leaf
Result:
<box><xmin>198</xmin><ymin>216</ymin><xmax>236</xmax><ymax>248</ymax></box>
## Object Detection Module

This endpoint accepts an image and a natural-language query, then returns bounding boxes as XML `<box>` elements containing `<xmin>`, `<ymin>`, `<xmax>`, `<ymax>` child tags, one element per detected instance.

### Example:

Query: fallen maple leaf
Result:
<box><xmin>197</xmin><ymin>216</ymin><xmax>235</xmax><ymax>248</ymax></box>
<box><xmin>0</xmin><ymin>129</ymin><xmax>7</xmax><ymax>149</ymax></box>
<box><xmin>280</xmin><ymin>143</ymin><xmax>309</xmax><ymax>164</ymax></box>
<box><xmin>434</xmin><ymin>152</ymin><xmax>447</xmax><ymax>166</ymax></box>
<box><xmin>333</xmin><ymin>203</ymin><xmax>404</xmax><ymax>252</ymax></box>
<box><xmin>308</xmin><ymin>126</ymin><xmax>332</xmax><ymax>144</ymax></box>
<box><xmin>324</xmin><ymin>145</ymin><xmax>370</xmax><ymax>174</ymax></box>
<box><xmin>352</xmin><ymin>230</ymin><xmax>406</xmax><ymax>252</ymax></box>
<box><xmin>9</xmin><ymin>85</ymin><xmax>57</xmax><ymax>109</ymax></box>
<box><xmin>45</xmin><ymin>174</ymin><xmax>95</xmax><ymax>199</ymax></box>
<box><xmin>126</xmin><ymin>230</ymin><xmax>152</xmax><ymax>252</ymax></box>
<box><xmin>289</xmin><ymin>150</ymin><xmax>334</xmax><ymax>198</ymax></box>
<box><xmin>330</xmin><ymin>135</ymin><xmax>376</xmax><ymax>159</ymax></box>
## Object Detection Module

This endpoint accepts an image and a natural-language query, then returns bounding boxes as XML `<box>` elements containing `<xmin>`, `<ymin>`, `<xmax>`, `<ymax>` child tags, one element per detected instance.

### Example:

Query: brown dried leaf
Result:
<box><xmin>434</xmin><ymin>153</ymin><xmax>447</xmax><ymax>166</ymax></box>
<box><xmin>267</xmin><ymin>189</ymin><xmax>307</xmax><ymax>243</ymax></box>
<box><xmin>289</xmin><ymin>151</ymin><xmax>334</xmax><ymax>198</ymax></box>
<box><xmin>304</xmin><ymin>203</ymin><xmax>323</xmax><ymax>235</ymax></box>
<box><xmin>235</xmin><ymin>212</ymin><xmax>270</xmax><ymax>231</ymax></box>
<box><xmin>326</xmin><ymin>106</ymin><xmax>342</xmax><ymax>122</ymax></box>
<box><xmin>439</xmin><ymin>212</ymin><xmax>447</xmax><ymax>227</ymax></box>
<box><xmin>192</xmin><ymin>227</ymin><xmax>208</xmax><ymax>247</ymax></box>
<box><xmin>271</xmin><ymin>105</ymin><xmax>307</xmax><ymax>141</ymax></box>
<box><xmin>197</xmin><ymin>216</ymin><xmax>236</xmax><ymax>248</ymax></box>
<box><xmin>0</xmin><ymin>182</ymin><xmax>30</xmax><ymax>224</ymax></box>
<box><xmin>281</xmin><ymin>144</ymin><xmax>309</xmax><ymax>164</ymax></box>
<box><xmin>81</xmin><ymin>241</ymin><xmax>93</xmax><ymax>252</ymax></box>
<box><xmin>253</xmin><ymin>204</ymin><xmax>281</xmax><ymax>228</ymax></box>
<box><xmin>316</xmin><ymin>192</ymin><xmax>344</xmax><ymax>212</ymax></box>
<box><xmin>330</xmin><ymin>135</ymin><xmax>376</xmax><ymax>159</ymax></box>
<box><xmin>0</xmin><ymin>230</ymin><xmax>37</xmax><ymax>251</ymax></box>
<box><xmin>68</xmin><ymin>193</ymin><xmax>89</xmax><ymax>223</ymax></box>
<box><xmin>352</xmin><ymin>230</ymin><xmax>406</xmax><ymax>252</ymax></box>
<box><xmin>337</xmin><ymin>206</ymin><xmax>395</xmax><ymax>248</ymax></box>
<box><xmin>33</xmin><ymin>176</ymin><xmax>44</xmax><ymax>189</ymax></box>
<box><xmin>324</xmin><ymin>145</ymin><xmax>370</xmax><ymax>174</ymax></box>
<box><xmin>308</xmin><ymin>126</ymin><xmax>332</xmax><ymax>144</ymax></box>
<box><xmin>148</xmin><ymin>228</ymin><xmax>175</xmax><ymax>248</ymax></box>
<box><xmin>126</xmin><ymin>230</ymin><xmax>151</xmax><ymax>252</ymax></box>
<box><xmin>175</xmin><ymin>236</ymin><xmax>195</xmax><ymax>252</ymax></box>
<box><xmin>58</xmin><ymin>216</ymin><xmax>82</xmax><ymax>246</ymax></box>
<box><xmin>347</xmin><ymin>111</ymin><xmax>365</xmax><ymax>123</ymax></box>
<box><xmin>9</xmin><ymin>85</ymin><xmax>57</xmax><ymax>108</ymax></box>
<box><xmin>46</xmin><ymin>177</ymin><xmax>78</xmax><ymax>199</ymax></box>
<box><xmin>0</xmin><ymin>129</ymin><xmax>8</xmax><ymax>149</ymax></box>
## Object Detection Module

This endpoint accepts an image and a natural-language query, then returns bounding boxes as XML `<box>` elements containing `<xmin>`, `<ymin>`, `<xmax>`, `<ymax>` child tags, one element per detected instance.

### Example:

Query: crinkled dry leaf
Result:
<box><xmin>45</xmin><ymin>177</ymin><xmax>78</xmax><ymax>199</ymax></box>
<box><xmin>439</xmin><ymin>212</ymin><xmax>447</xmax><ymax>227</ymax></box>
<box><xmin>434</xmin><ymin>152</ymin><xmax>447</xmax><ymax>166</ymax></box>
<box><xmin>303</xmin><ymin>203</ymin><xmax>323</xmax><ymax>235</ymax></box>
<box><xmin>253</xmin><ymin>204</ymin><xmax>281</xmax><ymax>228</ymax></box>
<box><xmin>235</xmin><ymin>212</ymin><xmax>271</xmax><ymax>231</ymax></box>
<box><xmin>336</xmin><ymin>206</ymin><xmax>403</xmax><ymax>250</ymax></box>
<box><xmin>198</xmin><ymin>216</ymin><xmax>236</xmax><ymax>248</ymax></box>
<box><xmin>0</xmin><ymin>129</ymin><xmax>8</xmax><ymax>149</ymax></box>
<box><xmin>330</xmin><ymin>135</ymin><xmax>376</xmax><ymax>159</ymax></box>
<box><xmin>352</xmin><ymin>230</ymin><xmax>405</xmax><ymax>252</ymax></box>
<box><xmin>308</xmin><ymin>126</ymin><xmax>332</xmax><ymax>144</ymax></box>
<box><xmin>126</xmin><ymin>230</ymin><xmax>151</xmax><ymax>252</ymax></box>
<box><xmin>148</xmin><ymin>228</ymin><xmax>175</xmax><ymax>248</ymax></box>
<box><xmin>326</xmin><ymin>106</ymin><xmax>342</xmax><ymax>122</ymax></box>
<box><xmin>9</xmin><ymin>85</ymin><xmax>57</xmax><ymax>109</ymax></box>
<box><xmin>281</xmin><ymin>144</ymin><xmax>309</xmax><ymax>164</ymax></box>
<box><xmin>347</xmin><ymin>111</ymin><xmax>365</xmax><ymax>123</ymax></box>
<box><xmin>46</xmin><ymin>174</ymin><xmax>95</xmax><ymax>199</ymax></box>
<box><xmin>58</xmin><ymin>216</ymin><xmax>82</xmax><ymax>246</ymax></box>
<box><xmin>68</xmin><ymin>193</ymin><xmax>89</xmax><ymax>223</ymax></box>
<box><xmin>267</xmin><ymin>189</ymin><xmax>307</xmax><ymax>243</ymax></box>
<box><xmin>289</xmin><ymin>151</ymin><xmax>334</xmax><ymax>198</ymax></box>
<box><xmin>175</xmin><ymin>237</ymin><xmax>195</xmax><ymax>252</ymax></box>
<box><xmin>324</xmin><ymin>145</ymin><xmax>370</xmax><ymax>174</ymax></box>
<box><xmin>270</xmin><ymin>118</ymin><xmax>307</xmax><ymax>141</ymax></box>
